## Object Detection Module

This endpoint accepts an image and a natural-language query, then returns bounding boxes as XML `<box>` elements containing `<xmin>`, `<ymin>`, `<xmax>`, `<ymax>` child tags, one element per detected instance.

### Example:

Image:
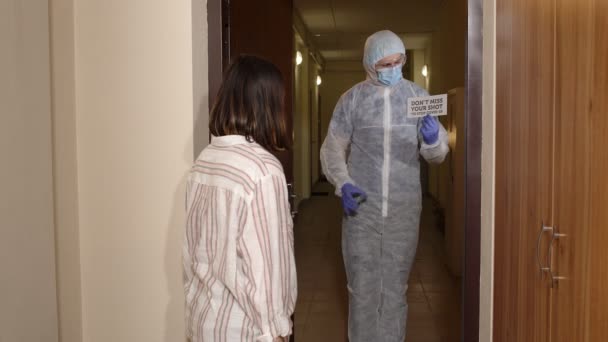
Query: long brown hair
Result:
<box><xmin>209</xmin><ymin>55</ymin><xmax>290</xmax><ymax>151</ymax></box>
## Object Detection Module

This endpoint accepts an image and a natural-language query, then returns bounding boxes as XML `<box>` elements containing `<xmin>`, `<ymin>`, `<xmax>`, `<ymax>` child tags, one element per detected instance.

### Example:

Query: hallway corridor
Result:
<box><xmin>293</xmin><ymin>183</ymin><xmax>462</xmax><ymax>341</ymax></box>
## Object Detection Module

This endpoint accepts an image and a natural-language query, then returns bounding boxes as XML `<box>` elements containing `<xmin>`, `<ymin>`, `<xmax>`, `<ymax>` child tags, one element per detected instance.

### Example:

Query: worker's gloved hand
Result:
<box><xmin>420</xmin><ymin>115</ymin><xmax>440</xmax><ymax>145</ymax></box>
<box><xmin>341</xmin><ymin>183</ymin><xmax>367</xmax><ymax>216</ymax></box>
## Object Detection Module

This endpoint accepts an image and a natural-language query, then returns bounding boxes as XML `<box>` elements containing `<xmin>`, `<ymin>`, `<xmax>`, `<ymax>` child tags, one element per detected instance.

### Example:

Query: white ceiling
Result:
<box><xmin>294</xmin><ymin>0</ymin><xmax>442</xmax><ymax>62</ymax></box>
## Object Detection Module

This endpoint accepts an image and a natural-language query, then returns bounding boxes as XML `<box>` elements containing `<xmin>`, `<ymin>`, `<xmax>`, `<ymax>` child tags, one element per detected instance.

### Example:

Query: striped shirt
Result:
<box><xmin>183</xmin><ymin>135</ymin><xmax>297</xmax><ymax>342</ymax></box>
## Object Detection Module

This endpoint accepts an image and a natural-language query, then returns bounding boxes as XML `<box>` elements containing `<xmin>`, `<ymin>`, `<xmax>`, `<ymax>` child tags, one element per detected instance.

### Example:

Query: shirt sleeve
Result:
<box><xmin>238</xmin><ymin>174</ymin><xmax>297</xmax><ymax>342</ymax></box>
<box><xmin>182</xmin><ymin>177</ymin><xmax>198</xmax><ymax>340</ymax></box>
<box><xmin>418</xmin><ymin>120</ymin><xmax>450</xmax><ymax>164</ymax></box>
<box><xmin>320</xmin><ymin>92</ymin><xmax>356</xmax><ymax>196</ymax></box>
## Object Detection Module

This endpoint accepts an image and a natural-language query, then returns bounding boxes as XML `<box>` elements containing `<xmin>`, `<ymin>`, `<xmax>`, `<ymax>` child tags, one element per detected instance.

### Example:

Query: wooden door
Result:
<box><xmin>494</xmin><ymin>0</ymin><xmax>556</xmax><ymax>339</ymax></box>
<box><xmin>551</xmin><ymin>0</ymin><xmax>608</xmax><ymax>339</ymax></box>
<box><xmin>585</xmin><ymin>2</ymin><xmax>608</xmax><ymax>337</ymax></box>
<box><xmin>226</xmin><ymin>0</ymin><xmax>295</xmax><ymax>184</ymax></box>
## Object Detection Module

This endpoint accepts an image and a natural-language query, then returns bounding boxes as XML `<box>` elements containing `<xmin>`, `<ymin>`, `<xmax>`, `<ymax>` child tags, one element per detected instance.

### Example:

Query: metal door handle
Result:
<box><xmin>536</xmin><ymin>222</ymin><xmax>553</xmax><ymax>275</ymax></box>
<box><xmin>290</xmin><ymin>202</ymin><xmax>298</xmax><ymax>218</ymax></box>
<box><xmin>548</xmin><ymin>226</ymin><xmax>567</xmax><ymax>288</ymax></box>
<box><xmin>286</xmin><ymin>183</ymin><xmax>297</xmax><ymax>218</ymax></box>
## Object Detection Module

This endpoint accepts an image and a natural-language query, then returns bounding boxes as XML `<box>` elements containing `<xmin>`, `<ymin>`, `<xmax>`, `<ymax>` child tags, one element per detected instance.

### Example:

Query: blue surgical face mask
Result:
<box><xmin>377</xmin><ymin>64</ymin><xmax>403</xmax><ymax>86</ymax></box>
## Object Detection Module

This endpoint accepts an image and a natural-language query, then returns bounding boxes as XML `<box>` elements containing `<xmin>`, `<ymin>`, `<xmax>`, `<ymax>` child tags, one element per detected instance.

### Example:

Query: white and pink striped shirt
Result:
<box><xmin>183</xmin><ymin>135</ymin><xmax>297</xmax><ymax>342</ymax></box>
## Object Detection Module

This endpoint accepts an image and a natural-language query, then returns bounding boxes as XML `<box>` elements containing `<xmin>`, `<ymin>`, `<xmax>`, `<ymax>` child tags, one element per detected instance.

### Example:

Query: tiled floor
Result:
<box><xmin>293</xmin><ymin>182</ymin><xmax>462</xmax><ymax>341</ymax></box>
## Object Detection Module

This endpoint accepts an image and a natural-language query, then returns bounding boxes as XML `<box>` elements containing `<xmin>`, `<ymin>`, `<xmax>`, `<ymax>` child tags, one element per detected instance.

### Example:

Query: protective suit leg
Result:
<box><xmin>378</xmin><ymin>213</ymin><xmax>420</xmax><ymax>342</ymax></box>
<box><xmin>342</xmin><ymin>201</ymin><xmax>421</xmax><ymax>342</ymax></box>
<box><xmin>342</xmin><ymin>215</ymin><xmax>382</xmax><ymax>342</ymax></box>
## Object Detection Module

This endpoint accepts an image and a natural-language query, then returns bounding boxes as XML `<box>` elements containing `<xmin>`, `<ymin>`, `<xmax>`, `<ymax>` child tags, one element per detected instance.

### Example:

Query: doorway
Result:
<box><xmin>206</xmin><ymin>0</ymin><xmax>482</xmax><ymax>340</ymax></box>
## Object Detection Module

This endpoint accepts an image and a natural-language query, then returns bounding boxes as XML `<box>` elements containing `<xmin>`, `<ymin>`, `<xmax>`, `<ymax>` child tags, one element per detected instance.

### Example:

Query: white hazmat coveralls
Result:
<box><xmin>320</xmin><ymin>30</ymin><xmax>449</xmax><ymax>342</ymax></box>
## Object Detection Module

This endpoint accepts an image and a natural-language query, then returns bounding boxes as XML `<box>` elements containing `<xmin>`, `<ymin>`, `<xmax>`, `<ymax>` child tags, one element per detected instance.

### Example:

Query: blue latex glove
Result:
<box><xmin>420</xmin><ymin>115</ymin><xmax>440</xmax><ymax>145</ymax></box>
<box><xmin>341</xmin><ymin>183</ymin><xmax>367</xmax><ymax>216</ymax></box>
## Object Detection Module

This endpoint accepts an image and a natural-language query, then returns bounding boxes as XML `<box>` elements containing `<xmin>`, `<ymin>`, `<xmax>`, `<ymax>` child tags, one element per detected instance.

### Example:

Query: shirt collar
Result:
<box><xmin>211</xmin><ymin>135</ymin><xmax>254</xmax><ymax>147</ymax></box>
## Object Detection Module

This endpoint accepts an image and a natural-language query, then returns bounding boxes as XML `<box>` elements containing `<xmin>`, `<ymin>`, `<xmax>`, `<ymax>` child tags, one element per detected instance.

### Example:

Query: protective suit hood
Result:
<box><xmin>363</xmin><ymin>30</ymin><xmax>406</xmax><ymax>85</ymax></box>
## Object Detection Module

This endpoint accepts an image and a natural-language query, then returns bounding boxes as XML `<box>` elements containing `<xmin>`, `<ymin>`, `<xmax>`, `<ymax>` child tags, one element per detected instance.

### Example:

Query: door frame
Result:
<box><xmin>205</xmin><ymin>0</ymin><xmax>483</xmax><ymax>340</ymax></box>
<box><xmin>463</xmin><ymin>0</ymin><xmax>482</xmax><ymax>340</ymax></box>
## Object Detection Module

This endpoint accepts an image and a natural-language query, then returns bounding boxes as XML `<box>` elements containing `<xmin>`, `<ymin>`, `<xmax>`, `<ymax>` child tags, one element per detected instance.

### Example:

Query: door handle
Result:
<box><xmin>290</xmin><ymin>197</ymin><xmax>298</xmax><ymax>218</ymax></box>
<box><xmin>536</xmin><ymin>222</ymin><xmax>553</xmax><ymax>275</ymax></box>
<box><xmin>287</xmin><ymin>183</ymin><xmax>298</xmax><ymax>218</ymax></box>
<box><xmin>548</xmin><ymin>226</ymin><xmax>567</xmax><ymax>288</ymax></box>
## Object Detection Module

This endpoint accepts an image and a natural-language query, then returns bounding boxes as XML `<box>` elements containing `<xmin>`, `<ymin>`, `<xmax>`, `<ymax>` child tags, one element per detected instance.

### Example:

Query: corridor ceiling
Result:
<box><xmin>294</xmin><ymin>0</ymin><xmax>442</xmax><ymax>61</ymax></box>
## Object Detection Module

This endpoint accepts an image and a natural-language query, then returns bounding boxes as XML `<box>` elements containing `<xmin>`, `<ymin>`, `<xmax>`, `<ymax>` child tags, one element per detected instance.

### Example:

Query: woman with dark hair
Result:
<box><xmin>183</xmin><ymin>55</ymin><xmax>296</xmax><ymax>342</ymax></box>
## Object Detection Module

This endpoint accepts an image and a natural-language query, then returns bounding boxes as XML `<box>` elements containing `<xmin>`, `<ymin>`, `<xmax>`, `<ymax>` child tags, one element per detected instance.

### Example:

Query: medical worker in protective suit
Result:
<box><xmin>320</xmin><ymin>30</ymin><xmax>449</xmax><ymax>341</ymax></box>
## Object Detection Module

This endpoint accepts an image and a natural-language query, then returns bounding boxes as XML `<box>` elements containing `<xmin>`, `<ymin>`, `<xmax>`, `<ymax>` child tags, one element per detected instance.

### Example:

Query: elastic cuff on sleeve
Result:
<box><xmin>256</xmin><ymin>316</ymin><xmax>292</xmax><ymax>342</ymax></box>
<box><xmin>422</xmin><ymin>139</ymin><xmax>441</xmax><ymax>149</ymax></box>
<box><xmin>335</xmin><ymin>180</ymin><xmax>346</xmax><ymax>196</ymax></box>
<box><xmin>256</xmin><ymin>334</ymin><xmax>274</xmax><ymax>342</ymax></box>
<box><xmin>335</xmin><ymin>178</ymin><xmax>355</xmax><ymax>197</ymax></box>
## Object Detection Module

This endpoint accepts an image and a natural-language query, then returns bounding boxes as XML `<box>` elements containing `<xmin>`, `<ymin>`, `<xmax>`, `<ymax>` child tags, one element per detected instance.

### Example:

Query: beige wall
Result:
<box><xmin>310</xmin><ymin>62</ymin><xmax>322</xmax><ymax>185</ymax></box>
<box><xmin>293</xmin><ymin>12</ymin><xmax>324</xmax><ymax>188</ymax></box>
<box><xmin>412</xmin><ymin>49</ymin><xmax>428</xmax><ymax>90</ymax></box>
<box><xmin>424</xmin><ymin>0</ymin><xmax>466</xmax><ymax>240</ymax></box>
<box><xmin>480</xmin><ymin>0</ymin><xmax>497</xmax><ymax>339</ymax></box>
<box><xmin>428</xmin><ymin>0</ymin><xmax>467</xmax><ymax>95</ymax></box>
<box><xmin>294</xmin><ymin>32</ymin><xmax>322</xmax><ymax>199</ymax></box>
<box><xmin>50</xmin><ymin>0</ymin><xmax>83</xmax><ymax>341</ymax></box>
<box><xmin>73</xmin><ymin>1</ymin><xmax>194</xmax><ymax>340</ymax></box>
<box><xmin>0</xmin><ymin>1</ymin><xmax>59</xmax><ymax>341</ymax></box>
<box><xmin>49</xmin><ymin>0</ymin><xmax>199</xmax><ymax>341</ymax></box>
<box><xmin>192</xmin><ymin>0</ymin><xmax>211</xmax><ymax>157</ymax></box>
<box><xmin>294</xmin><ymin>39</ymin><xmax>311</xmax><ymax>202</ymax></box>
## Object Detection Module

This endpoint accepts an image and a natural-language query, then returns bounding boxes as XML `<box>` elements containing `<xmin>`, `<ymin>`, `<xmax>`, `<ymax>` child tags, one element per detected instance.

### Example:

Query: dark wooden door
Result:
<box><xmin>494</xmin><ymin>0</ymin><xmax>556</xmax><ymax>340</ymax></box>
<box><xmin>226</xmin><ymin>0</ymin><xmax>294</xmax><ymax>185</ymax></box>
<box><xmin>209</xmin><ymin>0</ymin><xmax>294</xmax><ymax>183</ymax></box>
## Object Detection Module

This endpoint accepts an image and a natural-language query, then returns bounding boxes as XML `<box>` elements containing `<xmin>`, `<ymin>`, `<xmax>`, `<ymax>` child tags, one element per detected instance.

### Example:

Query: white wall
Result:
<box><xmin>480</xmin><ymin>0</ymin><xmax>497</xmax><ymax>339</ymax></box>
<box><xmin>49</xmin><ymin>1</ymin><xmax>199</xmax><ymax>341</ymax></box>
<box><xmin>0</xmin><ymin>1</ymin><xmax>59</xmax><ymax>341</ymax></box>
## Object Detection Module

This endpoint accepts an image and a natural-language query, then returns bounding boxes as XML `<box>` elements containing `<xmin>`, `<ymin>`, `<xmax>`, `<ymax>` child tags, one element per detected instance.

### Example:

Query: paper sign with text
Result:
<box><xmin>407</xmin><ymin>94</ymin><xmax>448</xmax><ymax>118</ymax></box>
